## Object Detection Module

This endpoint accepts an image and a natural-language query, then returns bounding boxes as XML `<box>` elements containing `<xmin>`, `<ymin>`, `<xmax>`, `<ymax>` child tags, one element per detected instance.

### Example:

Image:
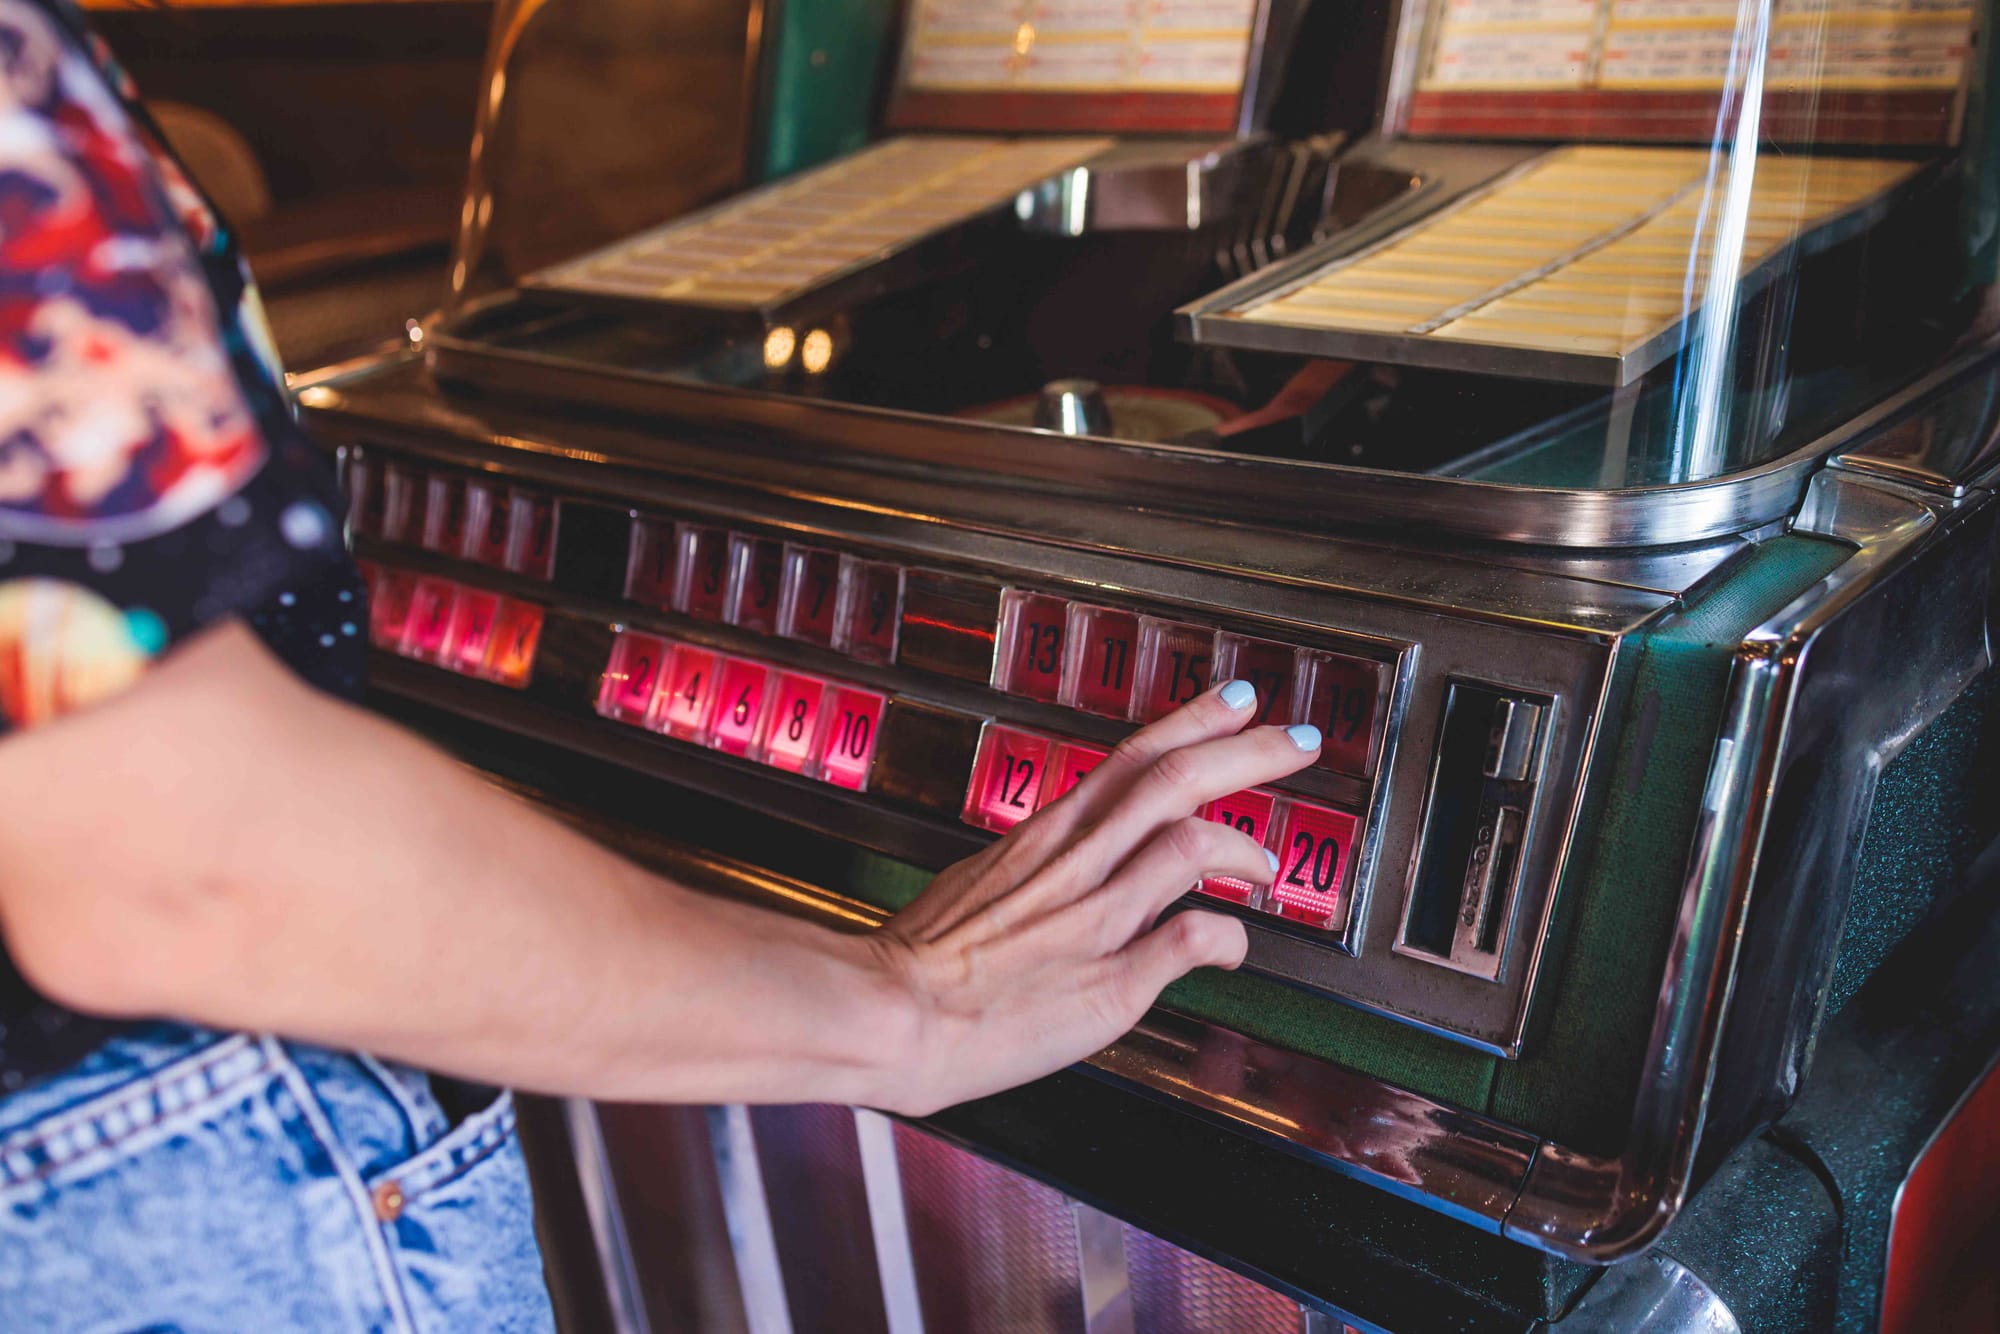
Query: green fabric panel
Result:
<box><xmin>1162</xmin><ymin>969</ymin><xmax>1499</xmax><ymax>1112</ymax></box>
<box><xmin>1487</xmin><ymin>533</ymin><xmax>1852</xmax><ymax>1152</ymax></box>
<box><xmin>757</xmin><ymin>0</ymin><xmax>896</xmax><ymax>182</ymax></box>
<box><xmin>1831</xmin><ymin>668</ymin><xmax>2000</xmax><ymax>1014</ymax></box>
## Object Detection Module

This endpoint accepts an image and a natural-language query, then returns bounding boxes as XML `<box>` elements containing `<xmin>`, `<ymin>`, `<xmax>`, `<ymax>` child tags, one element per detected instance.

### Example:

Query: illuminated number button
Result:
<box><xmin>1300</xmin><ymin>652</ymin><xmax>1385</xmax><ymax>777</ymax></box>
<box><xmin>462</xmin><ymin>483</ymin><xmax>510</xmax><ymax>566</ymax></box>
<box><xmin>818</xmin><ymin>687</ymin><xmax>886</xmax><ymax>791</ymax></box>
<box><xmin>597</xmin><ymin>632</ymin><xmax>671</xmax><ymax>725</ymax></box>
<box><xmin>483</xmin><ymin>600</ymin><xmax>545</xmax><ymax>689</ymax></box>
<box><xmin>420</xmin><ymin>476</ymin><xmax>467</xmax><ymax>555</ymax></box>
<box><xmin>369</xmin><ymin>568</ymin><xmax>418</xmax><ymax>647</ymax></box>
<box><xmin>379</xmin><ymin>465</ymin><xmax>422</xmax><ymax>544</ymax></box>
<box><xmin>506</xmin><ymin>491</ymin><xmax>560</xmax><ymax>581</ymax></box>
<box><xmin>1215</xmin><ymin>634</ymin><xmax>1303</xmax><ymax>726</ymax></box>
<box><xmin>709</xmin><ymin>657</ymin><xmax>774</xmax><ymax>758</ymax></box>
<box><xmin>677</xmin><ymin>524</ymin><xmax>731</xmax><ymax>620</ymax></box>
<box><xmin>446</xmin><ymin>588</ymin><xmax>503</xmax><ymax>677</ymax></box>
<box><xmin>1134</xmin><ymin>619</ymin><xmax>1216</xmax><ymax>722</ymax></box>
<box><xmin>1199</xmin><ymin>789</ymin><xmax>1277</xmax><ymax>906</ymax></box>
<box><xmin>404</xmin><ymin>578</ymin><xmax>459</xmax><ymax>661</ymax></box>
<box><xmin>1062</xmin><ymin>605</ymin><xmax>1140</xmax><ymax>718</ymax></box>
<box><xmin>624</xmin><ymin>518</ymin><xmax>678</xmax><ymax>608</ymax></box>
<box><xmin>1270</xmin><ymin>801</ymin><xmax>1357</xmax><ymax>931</ymax></box>
<box><xmin>780</xmin><ymin>544</ymin><xmax>841</xmax><ymax>647</ymax></box>
<box><xmin>963</xmin><ymin>725</ymin><xmax>1052</xmax><ymax>832</ymax></box>
<box><xmin>835</xmin><ymin>557</ymin><xmax>903</xmax><ymax>663</ymax></box>
<box><xmin>1041</xmin><ymin>740</ymin><xmax>1109</xmax><ymax>807</ymax></box>
<box><xmin>727</xmin><ymin>536</ymin><xmax>786</xmax><ymax>635</ymax></box>
<box><xmin>761</xmin><ymin>672</ymin><xmax>830</xmax><ymax>774</ymax></box>
<box><xmin>994</xmin><ymin>589</ymin><xmax>1068</xmax><ymax>703</ymax></box>
<box><xmin>657</xmin><ymin>644</ymin><xmax>721</xmax><ymax>740</ymax></box>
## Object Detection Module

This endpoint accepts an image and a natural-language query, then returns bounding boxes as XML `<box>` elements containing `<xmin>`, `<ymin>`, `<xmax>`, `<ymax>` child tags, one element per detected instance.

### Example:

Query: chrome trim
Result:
<box><xmin>1071</xmin><ymin>1202</ymin><xmax>1137</xmax><ymax>1334</ymax></box>
<box><xmin>707</xmin><ymin>1105</ymin><xmax>795</xmax><ymax>1334</ymax></box>
<box><xmin>417</xmin><ymin>298</ymin><xmax>1994</xmax><ymax>549</ymax></box>
<box><xmin>855</xmin><ymin>1109</ymin><xmax>928</xmax><ymax>1334</ymax></box>
<box><xmin>563</xmin><ymin>1098</ymin><xmax>652</xmax><ymax>1334</ymax></box>
<box><xmin>1550</xmin><ymin>1254</ymin><xmax>1741</xmax><ymax>1332</ymax></box>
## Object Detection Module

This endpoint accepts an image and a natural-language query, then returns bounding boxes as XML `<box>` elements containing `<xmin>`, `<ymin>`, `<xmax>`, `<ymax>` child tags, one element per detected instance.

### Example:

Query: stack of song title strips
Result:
<box><xmin>1218</xmin><ymin>145</ymin><xmax>1917</xmax><ymax>382</ymax></box>
<box><xmin>528</xmin><ymin>135</ymin><xmax>1113</xmax><ymax>314</ymax></box>
<box><xmin>1404</xmin><ymin>0</ymin><xmax>1975</xmax><ymax>145</ymax></box>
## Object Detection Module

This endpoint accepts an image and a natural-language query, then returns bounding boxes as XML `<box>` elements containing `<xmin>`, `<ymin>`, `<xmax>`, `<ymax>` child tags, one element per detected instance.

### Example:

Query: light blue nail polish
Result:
<box><xmin>1263</xmin><ymin>848</ymin><xmax>1280</xmax><ymax>876</ymax></box>
<box><xmin>1219</xmin><ymin>679</ymin><xmax>1256</xmax><ymax>710</ymax></box>
<box><xmin>1286</xmin><ymin>723</ymin><xmax>1323</xmax><ymax>751</ymax></box>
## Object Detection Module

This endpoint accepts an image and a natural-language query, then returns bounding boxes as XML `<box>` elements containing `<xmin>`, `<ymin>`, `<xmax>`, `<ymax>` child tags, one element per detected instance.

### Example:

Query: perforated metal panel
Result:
<box><xmin>894</xmin><ymin>1124</ymin><xmax>1087</xmax><ymax>1334</ymax></box>
<box><xmin>1125</xmin><ymin>1226</ymin><xmax>1302</xmax><ymax>1334</ymax></box>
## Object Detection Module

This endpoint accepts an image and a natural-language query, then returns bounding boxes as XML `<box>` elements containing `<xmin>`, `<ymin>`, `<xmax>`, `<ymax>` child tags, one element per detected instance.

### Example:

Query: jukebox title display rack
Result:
<box><xmin>303</xmin><ymin>0</ymin><xmax>2000</xmax><ymax>1328</ymax></box>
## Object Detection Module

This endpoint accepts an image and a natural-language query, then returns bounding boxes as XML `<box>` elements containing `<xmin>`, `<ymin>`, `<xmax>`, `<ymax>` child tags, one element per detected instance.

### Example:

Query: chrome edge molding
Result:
<box><xmin>419</xmin><ymin>299</ymin><xmax>2000</xmax><ymax>550</ymax></box>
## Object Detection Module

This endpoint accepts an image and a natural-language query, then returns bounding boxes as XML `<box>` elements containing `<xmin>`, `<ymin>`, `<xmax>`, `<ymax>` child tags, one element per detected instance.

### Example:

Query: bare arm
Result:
<box><xmin>0</xmin><ymin>622</ymin><xmax>1317</xmax><ymax>1115</ymax></box>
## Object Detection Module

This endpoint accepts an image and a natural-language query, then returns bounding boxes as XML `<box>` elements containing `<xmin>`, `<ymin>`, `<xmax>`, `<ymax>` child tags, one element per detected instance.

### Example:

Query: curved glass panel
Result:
<box><xmin>434</xmin><ymin>0</ymin><xmax>2000</xmax><ymax>498</ymax></box>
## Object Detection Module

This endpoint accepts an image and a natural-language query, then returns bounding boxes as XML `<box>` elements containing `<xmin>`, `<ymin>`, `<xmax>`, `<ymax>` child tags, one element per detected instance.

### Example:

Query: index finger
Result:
<box><xmin>1032</xmin><ymin>680</ymin><xmax>1262</xmax><ymax>842</ymax></box>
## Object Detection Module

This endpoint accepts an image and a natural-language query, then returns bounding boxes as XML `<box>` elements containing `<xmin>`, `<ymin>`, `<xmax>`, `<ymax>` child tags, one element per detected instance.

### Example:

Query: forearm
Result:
<box><xmin>0</xmin><ymin>623</ymin><xmax>911</xmax><ymax>1105</ymax></box>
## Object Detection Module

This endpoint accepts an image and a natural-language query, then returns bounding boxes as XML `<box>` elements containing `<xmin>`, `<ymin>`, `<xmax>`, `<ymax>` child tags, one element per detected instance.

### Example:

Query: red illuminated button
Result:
<box><xmin>445</xmin><ymin>588</ymin><xmax>503</xmax><ymax>677</ymax></box>
<box><xmin>462</xmin><ymin>484</ymin><xmax>510</xmax><ymax>566</ymax></box>
<box><xmin>1300</xmin><ymin>652</ymin><xmax>1385</xmax><ymax>777</ymax></box>
<box><xmin>1042</xmin><ymin>740</ymin><xmax>1109</xmax><ymax>807</ymax></box>
<box><xmin>483</xmin><ymin>600</ymin><xmax>544</xmax><ymax>689</ymax></box>
<box><xmin>657</xmin><ymin>644</ymin><xmax>721</xmax><ymax>740</ymax></box>
<box><xmin>963</xmin><ymin>725</ymin><xmax>1052</xmax><ymax>832</ymax></box>
<box><xmin>1063</xmin><ymin>605</ymin><xmax>1141</xmax><ymax>718</ymax></box>
<box><xmin>836</xmin><ymin>557</ymin><xmax>902</xmax><ymax>663</ymax></box>
<box><xmin>677</xmin><ymin>524</ymin><xmax>731</xmax><ymax>620</ymax></box>
<box><xmin>709</xmin><ymin>657</ymin><xmax>774</xmax><ymax>758</ymax></box>
<box><xmin>1216</xmin><ymin>634</ymin><xmax>1302</xmax><ymax>726</ymax></box>
<box><xmin>506</xmin><ymin>491</ymin><xmax>560</xmax><ymax>581</ymax></box>
<box><xmin>1270</xmin><ymin>801</ymin><xmax>1357</xmax><ymax>931</ymax></box>
<box><xmin>727</xmin><ymin>536</ymin><xmax>786</xmax><ymax>635</ymax></box>
<box><xmin>598</xmin><ymin>632</ymin><xmax>671</xmax><ymax>725</ymax></box>
<box><xmin>761</xmin><ymin>672</ymin><xmax>830</xmax><ymax>774</ymax></box>
<box><xmin>1199</xmin><ymin>789</ymin><xmax>1278</xmax><ymax>906</ymax></box>
<box><xmin>369</xmin><ymin>568</ymin><xmax>417</xmax><ymax>647</ymax></box>
<box><xmin>404</xmin><ymin>578</ymin><xmax>459</xmax><ymax>661</ymax></box>
<box><xmin>818</xmin><ymin>687</ymin><xmax>886</xmax><ymax>791</ymax></box>
<box><xmin>379</xmin><ymin>465</ymin><xmax>422</xmax><ymax>544</ymax></box>
<box><xmin>1135</xmin><ymin>619</ymin><xmax>1215</xmax><ymax>722</ymax></box>
<box><xmin>420</xmin><ymin>476</ymin><xmax>467</xmax><ymax>555</ymax></box>
<box><xmin>994</xmin><ymin>589</ymin><xmax>1068</xmax><ymax>703</ymax></box>
<box><xmin>624</xmin><ymin>518</ymin><xmax>679</xmax><ymax>608</ymax></box>
<box><xmin>780</xmin><ymin>544</ymin><xmax>841</xmax><ymax>646</ymax></box>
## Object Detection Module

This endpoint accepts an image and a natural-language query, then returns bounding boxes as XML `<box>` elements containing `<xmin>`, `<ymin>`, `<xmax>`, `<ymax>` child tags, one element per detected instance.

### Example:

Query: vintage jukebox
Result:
<box><xmin>300</xmin><ymin>0</ymin><xmax>2000</xmax><ymax>1328</ymax></box>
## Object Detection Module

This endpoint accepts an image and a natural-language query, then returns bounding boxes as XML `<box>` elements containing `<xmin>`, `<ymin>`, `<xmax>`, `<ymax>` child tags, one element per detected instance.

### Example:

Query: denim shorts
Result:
<box><xmin>0</xmin><ymin>1023</ymin><xmax>555</xmax><ymax>1332</ymax></box>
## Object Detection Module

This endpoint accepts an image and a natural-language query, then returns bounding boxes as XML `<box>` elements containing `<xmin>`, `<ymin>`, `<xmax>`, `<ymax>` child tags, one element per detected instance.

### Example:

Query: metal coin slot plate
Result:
<box><xmin>1396</xmin><ymin>681</ymin><xmax>1553</xmax><ymax>983</ymax></box>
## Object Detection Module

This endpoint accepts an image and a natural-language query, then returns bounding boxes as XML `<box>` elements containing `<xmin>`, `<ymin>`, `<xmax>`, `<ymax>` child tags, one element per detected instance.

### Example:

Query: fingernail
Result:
<box><xmin>1263</xmin><ymin>848</ymin><xmax>1280</xmax><ymax>877</ymax></box>
<box><xmin>1219</xmin><ymin>679</ymin><xmax>1256</xmax><ymax>710</ymax></box>
<box><xmin>1285</xmin><ymin>723</ymin><xmax>1322</xmax><ymax>751</ymax></box>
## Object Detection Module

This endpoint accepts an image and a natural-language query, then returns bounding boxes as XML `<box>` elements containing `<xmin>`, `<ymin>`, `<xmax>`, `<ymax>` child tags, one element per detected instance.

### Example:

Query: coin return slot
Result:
<box><xmin>1398</xmin><ymin>682</ymin><xmax>1548</xmax><ymax>982</ymax></box>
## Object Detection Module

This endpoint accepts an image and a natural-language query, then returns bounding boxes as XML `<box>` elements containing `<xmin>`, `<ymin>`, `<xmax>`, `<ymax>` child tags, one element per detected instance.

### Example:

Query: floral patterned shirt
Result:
<box><xmin>0</xmin><ymin>0</ymin><xmax>365</xmax><ymax>1091</ymax></box>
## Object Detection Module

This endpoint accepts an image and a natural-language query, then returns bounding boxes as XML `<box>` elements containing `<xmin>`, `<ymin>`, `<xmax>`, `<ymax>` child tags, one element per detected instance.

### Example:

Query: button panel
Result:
<box><xmin>963</xmin><ymin>722</ymin><xmax>1362</xmax><ymax>937</ymax></box>
<box><xmin>592</xmin><ymin>630</ymin><xmax>892</xmax><ymax>791</ymax></box>
<box><xmin>347</xmin><ymin>457</ymin><xmax>560</xmax><ymax>584</ymax></box>
<box><xmin>356</xmin><ymin>562</ymin><xmax>544</xmax><ymax>689</ymax></box>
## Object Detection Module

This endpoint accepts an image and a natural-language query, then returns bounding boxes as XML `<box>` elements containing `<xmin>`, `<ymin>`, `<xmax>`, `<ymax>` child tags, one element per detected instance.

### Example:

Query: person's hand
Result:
<box><xmin>865</xmin><ymin>680</ymin><xmax>1321</xmax><ymax>1115</ymax></box>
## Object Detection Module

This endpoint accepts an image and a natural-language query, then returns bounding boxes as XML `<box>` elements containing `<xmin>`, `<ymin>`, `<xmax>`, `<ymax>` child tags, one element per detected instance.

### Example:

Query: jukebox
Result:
<box><xmin>300</xmin><ymin>0</ymin><xmax>2000</xmax><ymax>1328</ymax></box>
